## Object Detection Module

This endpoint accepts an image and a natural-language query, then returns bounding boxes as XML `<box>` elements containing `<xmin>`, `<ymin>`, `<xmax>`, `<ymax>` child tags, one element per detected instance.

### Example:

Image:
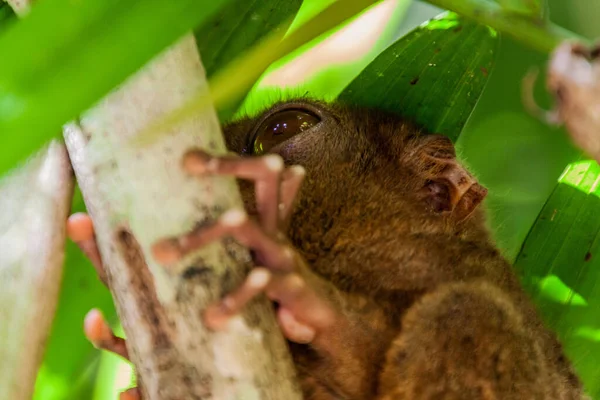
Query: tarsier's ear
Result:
<box><xmin>414</xmin><ymin>135</ymin><xmax>488</xmax><ymax>221</ymax></box>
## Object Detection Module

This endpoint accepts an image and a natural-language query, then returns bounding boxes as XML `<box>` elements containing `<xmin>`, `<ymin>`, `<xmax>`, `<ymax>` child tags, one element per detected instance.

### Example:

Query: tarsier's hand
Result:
<box><xmin>67</xmin><ymin>150</ymin><xmax>343</xmax><ymax>399</ymax></box>
<box><xmin>152</xmin><ymin>150</ymin><xmax>340</xmax><ymax>342</ymax></box>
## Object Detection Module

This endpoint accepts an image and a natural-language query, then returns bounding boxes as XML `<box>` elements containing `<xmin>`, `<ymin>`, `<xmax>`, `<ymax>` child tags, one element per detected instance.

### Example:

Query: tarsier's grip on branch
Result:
<box><xmin>68</xmin><ymin>100</ymin><xmax>583</xmax><ymax>399</ymax></box>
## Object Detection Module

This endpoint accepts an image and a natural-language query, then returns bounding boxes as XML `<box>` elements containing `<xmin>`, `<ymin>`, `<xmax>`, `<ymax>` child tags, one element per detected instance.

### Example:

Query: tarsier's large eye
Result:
<box><xmin>252</xmin><ymin>109</ymin><xmax>320</xmax><ymax>154</ymax></box>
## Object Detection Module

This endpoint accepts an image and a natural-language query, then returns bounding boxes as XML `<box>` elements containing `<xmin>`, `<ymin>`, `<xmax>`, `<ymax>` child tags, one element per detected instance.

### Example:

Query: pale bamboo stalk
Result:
<box><xmin>64</xmin><ymin>33</ymin><xmax>301</xmax><ymax>399</ymax></box>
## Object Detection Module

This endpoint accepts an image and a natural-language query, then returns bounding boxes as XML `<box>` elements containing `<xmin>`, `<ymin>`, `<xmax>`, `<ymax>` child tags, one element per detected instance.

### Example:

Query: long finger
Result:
<box><xmin>183</xmin><ymin>150</ymin><xmax>283</xmax><ymax>234</ymax></box>
<box><xmin>279</xmin><ymin>165</ymin><xmax>305</xmax><ymax>229</ymax></box>
<box><xmin>152</xmin><ymin>210</ymin><xmax>294</xmax><ymax>271</ymax></box>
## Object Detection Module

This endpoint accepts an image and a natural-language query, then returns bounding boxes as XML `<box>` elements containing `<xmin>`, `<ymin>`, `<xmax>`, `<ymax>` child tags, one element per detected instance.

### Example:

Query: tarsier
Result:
<box><xmin>68</xmin><ymin>99</ymin><xmax>584</xmax><ymax>399</ymax></box>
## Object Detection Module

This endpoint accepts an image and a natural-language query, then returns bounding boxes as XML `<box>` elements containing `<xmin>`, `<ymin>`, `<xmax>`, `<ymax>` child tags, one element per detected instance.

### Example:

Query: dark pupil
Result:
<box><xmin>253</xmin><ymin>109</ymin><xmax>319</xmax><ymax>154</ymax></box>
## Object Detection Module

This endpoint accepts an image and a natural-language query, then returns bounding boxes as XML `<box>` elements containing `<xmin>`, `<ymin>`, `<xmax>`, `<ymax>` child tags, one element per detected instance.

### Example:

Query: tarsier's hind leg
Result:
<box><xmin>377</xmin><ymin>281</ymin><xmax>576</xmax><ymax>400</ymax></box>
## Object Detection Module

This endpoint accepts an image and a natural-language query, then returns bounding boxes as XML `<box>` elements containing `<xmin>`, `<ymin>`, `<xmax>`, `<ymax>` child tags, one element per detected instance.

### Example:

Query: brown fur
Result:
<box><xmin>223</xmin><ymin>99</ymin><xmax>583</xmax><ymax>399</ymax></box>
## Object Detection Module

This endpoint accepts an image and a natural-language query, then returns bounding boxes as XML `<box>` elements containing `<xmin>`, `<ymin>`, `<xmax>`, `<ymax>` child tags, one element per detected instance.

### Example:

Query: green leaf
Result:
<box><xmin>194</xmin><ymin>0</ymin><xmax>302</xmax><ymax>79</ymax></box>
<box><xmin>194</xmin><ymin>0</ymin><xmax>302</xmax><ymax>120</ymax></box>
<box><xmin>514</xmin><ymin>160</ymin><xmax>600</xmax><ymax>398</ymax></box>
<box><xmin>0</xmin><ymin>0</ymin><xmax>233</xmax><ymax>176</ymax></box>
<box><xmin>337</xmin><ymin>11</ymin><xmax>498</xmax><ymax>142</ymax></box>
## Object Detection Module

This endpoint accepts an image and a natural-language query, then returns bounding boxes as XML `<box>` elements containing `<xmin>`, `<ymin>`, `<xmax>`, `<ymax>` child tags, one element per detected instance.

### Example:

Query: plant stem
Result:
<box><xmin>495</xmin><ymin>0</ymin><xmax>543</xmax><ymax>19</ymax></box>
<box><xmin>424</xmin><ymin>0</ymin><xmax>588</xmax><ymax>53</ymax></box>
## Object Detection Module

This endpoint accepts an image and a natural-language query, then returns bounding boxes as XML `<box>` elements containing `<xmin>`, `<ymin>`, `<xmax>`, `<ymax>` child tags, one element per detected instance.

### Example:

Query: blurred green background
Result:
<box><xmin>0</xmin><ymin>0</ymin><xmax>595</xmax><ymax>398</ymax></box>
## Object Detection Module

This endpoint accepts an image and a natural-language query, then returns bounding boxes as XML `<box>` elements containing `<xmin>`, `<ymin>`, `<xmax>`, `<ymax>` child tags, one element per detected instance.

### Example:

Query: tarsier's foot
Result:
<box><xmin>67</xmin><ymin>150</ymin><xmax>340</xmax><ymax>366</ymax></box>
<box><xmin>67</xmin><ymin>216</ymin><xmax>140</xmax><ymax>399</ymax></box>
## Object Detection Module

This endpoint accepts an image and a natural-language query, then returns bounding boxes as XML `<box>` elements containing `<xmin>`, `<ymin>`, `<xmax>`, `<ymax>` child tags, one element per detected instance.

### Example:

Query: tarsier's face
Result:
<box><xmin>224</xmin><ymin>99</ymin><xmax>486</xmax><ymax>219</ymax></box>
<box><xmin>222</xmin><ymin>99</ymin><xmax>492</xmax><ymax>293</ymax></box>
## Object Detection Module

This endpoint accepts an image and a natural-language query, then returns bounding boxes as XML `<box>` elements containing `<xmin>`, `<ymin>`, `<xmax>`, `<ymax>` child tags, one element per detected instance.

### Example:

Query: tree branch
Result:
<box><xmin>64</xmin><ymin>33</ymin><xmax>301</xmax><ymax>399</ymax></box>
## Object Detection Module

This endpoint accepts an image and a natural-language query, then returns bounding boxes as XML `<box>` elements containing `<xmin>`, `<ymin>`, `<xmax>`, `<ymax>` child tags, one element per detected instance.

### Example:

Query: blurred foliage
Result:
<box><xmin>0</xmin><ymin>2</ymin><xmax>15</xmax><ymax>28</ymax></box>
<box><xmin>0</xmin><ymin>0</ymin><xmax>596</xmax><ymax>398</ymax></box>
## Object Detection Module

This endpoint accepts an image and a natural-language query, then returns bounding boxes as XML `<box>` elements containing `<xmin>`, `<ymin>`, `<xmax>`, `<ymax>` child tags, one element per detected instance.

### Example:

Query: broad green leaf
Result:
<box><xmin>0</xmin><ymin>0</ymin><xmax>233</xmax><ymax>176</ymax></box>
<box><xmin>515</xmin><ymin>160</ymin><xmax>600</xmax><ymax>398</ymax></box>
<box><xmin>0</xmin><ymin>0</ymin><xmax>379</xmax><ymax>174</ymax></box>
<box><xmin>337</xmin><ymin>12</ymin><xmax>498</xmax><ymax>142</ymax></box>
